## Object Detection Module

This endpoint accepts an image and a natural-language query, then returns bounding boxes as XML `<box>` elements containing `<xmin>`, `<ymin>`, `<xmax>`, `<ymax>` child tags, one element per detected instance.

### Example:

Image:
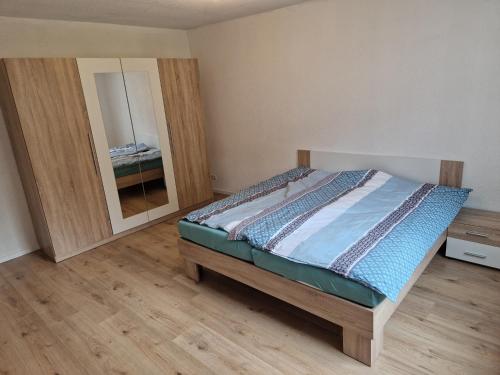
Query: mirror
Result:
<box><xmin>95</xmin><ymin>72</ymin><xmax>147</xmax><ymax>219</ymax></box>
<box><xmin>78</xmin><ymin>58</ymin><xmax>179</xmax><ymax>235</ymax></box>
<box><xmin>122</xmin><ymin>71</ymin><xmax>169</xmax><ymax>211</ymax></box>
<box><xmin>94</xmin><ymin>70</ymin><xmax>169</xmax><ymax>220</ymax></box>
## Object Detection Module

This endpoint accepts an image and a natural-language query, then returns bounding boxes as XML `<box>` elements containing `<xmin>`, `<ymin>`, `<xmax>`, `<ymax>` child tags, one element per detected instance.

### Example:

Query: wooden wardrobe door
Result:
<box><xmin>4</xmin><ymin>58</ymin><xmax>112</xmax><ymax>259</ymax></box>
<box><xmin>157</xmin><ymin>59</ymin><xmax>213</xmax><ymax>209</ymax></box>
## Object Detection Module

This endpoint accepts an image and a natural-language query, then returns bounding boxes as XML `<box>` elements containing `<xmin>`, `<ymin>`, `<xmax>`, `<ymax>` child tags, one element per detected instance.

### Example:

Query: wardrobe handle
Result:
<box><xmin>88</xmin><ymin>133</ymin><xmax>98</xmax><ymax>175</ymax></box>
<box><xmin>166</xmin><ymin>122</ymin><xmax>175</xmax><ymax>157</ymax></box>
<box><xmin>463</xmin><ymin>251</ymin><xmax>487</xmax><ymax>259</ymax></box>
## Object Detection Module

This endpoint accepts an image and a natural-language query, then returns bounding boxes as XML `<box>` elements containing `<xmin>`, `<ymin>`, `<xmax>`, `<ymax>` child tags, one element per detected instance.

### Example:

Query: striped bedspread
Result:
<box><xmin>186</xmin><ymin>168</ymin><xmax>471</xmax><ymax>301</ymax></box>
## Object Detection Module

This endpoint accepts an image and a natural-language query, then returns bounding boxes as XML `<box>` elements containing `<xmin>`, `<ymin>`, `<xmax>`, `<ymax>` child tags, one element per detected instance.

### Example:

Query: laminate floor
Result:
<box><xmin>118</xmin><ymin>179</ymin><xmax>169</xmax><ymax>218</ymax></box>
<box><xmin>0</xmin><ymin>214</ymin><xmax>499</xmax><ymax>374</ymax></box>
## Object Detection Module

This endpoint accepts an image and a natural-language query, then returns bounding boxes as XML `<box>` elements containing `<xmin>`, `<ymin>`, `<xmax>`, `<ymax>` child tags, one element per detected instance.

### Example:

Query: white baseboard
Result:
<box><xmin>0</xmin><ymin>247</ymin><xmax>37</xmax><ymax>264</ymax></box>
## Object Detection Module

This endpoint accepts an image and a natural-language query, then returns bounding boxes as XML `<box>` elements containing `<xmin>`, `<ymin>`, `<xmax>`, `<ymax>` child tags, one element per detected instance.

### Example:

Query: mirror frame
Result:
<box><xmin>77</xmin><ymin>58</ymin><xmax>179</xmax><ymax>234</ymax></box>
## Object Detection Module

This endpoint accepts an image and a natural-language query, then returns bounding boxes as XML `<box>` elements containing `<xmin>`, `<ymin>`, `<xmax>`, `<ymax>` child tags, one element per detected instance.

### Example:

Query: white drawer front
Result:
<box><xmin>446</xmin><ymin>237</ymin><xmax>500</xmax><ymax>269</ymax></box>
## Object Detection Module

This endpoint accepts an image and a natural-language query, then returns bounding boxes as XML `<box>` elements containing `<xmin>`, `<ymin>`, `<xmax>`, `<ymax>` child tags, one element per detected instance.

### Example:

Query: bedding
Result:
<box><xmin>178</xmin><ymin>219</ymin><xmax>385</xmax><ymax>307</ymax></box>
<box><xmin>109</xmin><ymin>142</ymin><xmax>150</xmax><ymax>158</ymax></box>
<box><xmin>110</xmin><ymin>143</ymin><xmax>163</xmax><ymax>178</ymax></box>
<box><xmin>185</xmin><ymin>167</ymin><xmax>471</xmax><ymax>302</ymax></box>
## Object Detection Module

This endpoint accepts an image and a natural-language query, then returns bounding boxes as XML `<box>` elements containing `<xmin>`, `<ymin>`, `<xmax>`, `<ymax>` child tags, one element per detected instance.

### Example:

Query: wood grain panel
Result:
<box><xmin>0</xmin><ymin>60</ymin><xmax>54</xmax><ymax>258</ymax></box>
<box><xmin>115</xmin><ymin>168</ymin><xmax>164</xmax><ymax>190</ymax></box>
<box><xmin>4</xmin><ymin>58</ymin><xmax>112</xmax><ymax>259</ymax></box>
<box><xmin>342</xmin><ymin>327</ymin><xmax>381</xmax><ymax>366</ymax></box>
<box><xmin>157</xmin><ymin>58</ymin><xmax>212</xmax><ymax>209</ymax></box>
<box><xmin>439</xmin><ymin>160</ymin><xmax>464</xmax><ymax>188</ymax></box>
<box><xmin>178</xmin><ymin>239</ymin><xmax>375</xmax><ymax>338</ymax></box>
<box><xmin>448</xmin><ymin>223</ymin><xmax>500</xmax><ymax>248</ymax></box>
<box><xmin>184</xmin><ymin>259</ymin><xmax>201</xmax><ymax>283</ymax></box>
<box><xmin>452</xmin><ymin>207</ymin><xmax>500</xmax><ymax>230</ymax></box>
<box><xmin>297</xmin><ymin>149</ymin><xmax>311</xmax><ymax>168</ymax></box>
<box><xmin>448</xmin><ymin>208</ymin><xmax>500</xmax><ymax>247</ymax></box>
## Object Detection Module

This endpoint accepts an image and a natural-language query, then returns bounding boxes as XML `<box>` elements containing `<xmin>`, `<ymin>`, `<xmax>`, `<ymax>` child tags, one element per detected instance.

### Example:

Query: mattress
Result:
<box><xmin>178</xmin><ymin>220</ymin><xmax>385</xmax><ymax>307</ymax></box>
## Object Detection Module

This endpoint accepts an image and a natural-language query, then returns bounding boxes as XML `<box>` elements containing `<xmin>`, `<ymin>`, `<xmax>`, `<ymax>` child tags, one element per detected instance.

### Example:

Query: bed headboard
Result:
<box><xmin>297</xmin><ymin>150</ymin><xmax>463</xmax><ymax>188</ymax></box>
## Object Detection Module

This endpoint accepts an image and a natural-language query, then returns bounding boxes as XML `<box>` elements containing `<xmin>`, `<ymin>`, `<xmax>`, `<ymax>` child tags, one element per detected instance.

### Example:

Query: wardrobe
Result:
<box><xmin>0</xmin><ymin>58</ymin><xmax>213</xmax><ymax>262</ymax></box>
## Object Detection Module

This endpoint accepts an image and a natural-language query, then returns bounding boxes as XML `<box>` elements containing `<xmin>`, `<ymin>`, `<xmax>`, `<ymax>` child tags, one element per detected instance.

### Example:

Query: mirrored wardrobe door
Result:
<box><xmin>77</xmin><ymin>58</ymin><xmax>149</xmax><ymax>234</ymax></box>
<box><xmin>121</xmin><ymin>59</ymin><xmax>179</xmax><ymax>220</ymax></box>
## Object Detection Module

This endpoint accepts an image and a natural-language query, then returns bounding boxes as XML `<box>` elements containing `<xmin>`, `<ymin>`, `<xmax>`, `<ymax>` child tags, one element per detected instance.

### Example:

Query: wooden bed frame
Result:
<box><xmin>116</xmin><ymin>167</ymin><xmax>164</xmax><ymax>190</ymax></box>
<box><xmin>178</xmin><ymin>150</ymin><xmax>464</xmax><ymax>366</ymax></box>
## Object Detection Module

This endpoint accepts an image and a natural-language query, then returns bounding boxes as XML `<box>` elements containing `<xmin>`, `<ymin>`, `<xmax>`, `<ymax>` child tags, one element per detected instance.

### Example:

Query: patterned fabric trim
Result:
<box><xmin>185</xmin><ymin>167</ymin><xmax>315</xmax><ymax>223</ymax></box>
<box><xmin>329</xmin><ymin>183</ymin><xmax>436</xmax><ymax>276</ymax></box>
<box><xmin>265</xmin><ymin>169</ymin><xmax>378</xmax><ymax>251</ymax></box>
<box><xmin>227</xmin><ymin>172</ymin><xmax>341</xmax><ymax>241</ymax></box>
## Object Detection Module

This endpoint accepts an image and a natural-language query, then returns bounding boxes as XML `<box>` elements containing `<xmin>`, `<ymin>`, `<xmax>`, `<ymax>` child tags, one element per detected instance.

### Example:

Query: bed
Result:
<box><xmin>177</xmin><ymin>150</ymin><xmax>468</xmax><ymax>366</ymax></box>
<box><xmin>110</xmin><ymin>143</ymin><xmax>164</xmax><ymax>189</ymax></box>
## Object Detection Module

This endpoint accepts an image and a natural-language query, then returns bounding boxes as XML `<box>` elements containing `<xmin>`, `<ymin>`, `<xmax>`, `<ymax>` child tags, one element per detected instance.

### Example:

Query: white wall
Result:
<box><xmin>188</xmin><ymin>0</ymin><xmax>500</xmax><ymax>211</ymax></box>
<box><xmin>0</xmin><ymin>16</ymin><xmax>190</xmax><ymax>58</ymax></box>
<box><xmin>0</xmin><ymin>111</ymin><xmax>38</xmax><ymax>263</ymax></box>
<box><xmin>0</xmin><ymin>16</ymin><xmax>190</xmax><ymax>262</ymax></box>
<box><xmin>126</xmin><ymin>72</ymin><xmax>162</xmax><ymax>149</ymax></box>
<box><xmin>93</xmin><ymin>72</ymin><xmax>162</xmax><ymax>150</ymax></box>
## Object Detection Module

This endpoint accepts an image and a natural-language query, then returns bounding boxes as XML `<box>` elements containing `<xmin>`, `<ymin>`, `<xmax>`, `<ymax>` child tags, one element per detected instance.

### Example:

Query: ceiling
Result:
<box><xmin>0</xmin><ymin>0</ymin><xmax>309</xmax><ymax>30</ymax></box>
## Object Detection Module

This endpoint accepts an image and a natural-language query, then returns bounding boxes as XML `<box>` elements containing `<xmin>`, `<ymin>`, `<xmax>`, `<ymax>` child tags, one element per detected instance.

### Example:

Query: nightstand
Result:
<box><xmin>446</xmin><ymin>208</ymin><xmax>500</xmax><ymax>269</ymax></box>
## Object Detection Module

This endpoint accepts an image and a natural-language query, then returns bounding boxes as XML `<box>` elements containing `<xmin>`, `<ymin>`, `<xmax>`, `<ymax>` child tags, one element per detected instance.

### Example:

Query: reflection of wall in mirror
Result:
<box><xmin>95</xmin><ymin>73</ymin><xmax>135</xmax><ymax>149</ymax></box>
<box><xmin>125</xmin><ymin>72</ymin><xmax>160</xmax><ymax>149</ymax></box>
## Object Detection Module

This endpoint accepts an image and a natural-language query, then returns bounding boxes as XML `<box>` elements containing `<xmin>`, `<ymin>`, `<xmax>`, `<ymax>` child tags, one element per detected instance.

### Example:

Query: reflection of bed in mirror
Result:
<box><xmin>92</xmin><ymin>67</ymin><xmax>172</xmax><ymax>220</ymax></box>
<box><xmin>109</xmin><ymin>142</ymin><xmax>169</xmax><ymax>218</ymax></box>
<box><xmin>111</xmin><ymin>143</ymin><xmax>164</xmax><ymax>189</ymax></box>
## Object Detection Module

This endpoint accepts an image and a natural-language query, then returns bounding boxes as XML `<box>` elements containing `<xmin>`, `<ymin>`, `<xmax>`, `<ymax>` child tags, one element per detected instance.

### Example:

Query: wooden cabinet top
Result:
<box><xmin>453</xmin><ymin>208</ymin><xmax>500</xmax><ymax>231</ymax></box>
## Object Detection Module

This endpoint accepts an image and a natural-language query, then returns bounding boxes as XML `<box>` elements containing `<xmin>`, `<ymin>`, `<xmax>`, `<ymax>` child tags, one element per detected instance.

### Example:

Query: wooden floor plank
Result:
<box><xmin>184</xmin><ymin>293</ymin><xmax>346</xmax><ymax>374</ymax></box>
<box><xmin>0</xmin><ymin>280</ymin><xmax>86</xmax><ymax>374</ymax></box>
<box><xmin>1</xmin><ymin>261</ymin><xmax>78</xmax><ymax>325</ymax></box>
<box><xmin>61</xmin><ymin>311</ymin><xmax>166</xmax><ymax>375</ymax></box>
<box><xmin>173</xmin><ymin>322</ymin><xmax>284</xmax><ymax>375</ymax></box>
<box><xmin>100</xmin><ymin>309</ymin><xmax>215</xmax><ymax>375</ymax></box>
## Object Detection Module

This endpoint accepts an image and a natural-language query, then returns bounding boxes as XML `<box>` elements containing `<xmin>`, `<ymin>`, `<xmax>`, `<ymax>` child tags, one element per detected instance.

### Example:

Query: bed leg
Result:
<box><xmin>342</xmin><ymin>327</ymin><xmax>383</xmax><ymax>366</ymax></box>
<box><xmin>184</xmin><ymin>259</ymin><xmax>201</xmax><ymax>283</ymax></box>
